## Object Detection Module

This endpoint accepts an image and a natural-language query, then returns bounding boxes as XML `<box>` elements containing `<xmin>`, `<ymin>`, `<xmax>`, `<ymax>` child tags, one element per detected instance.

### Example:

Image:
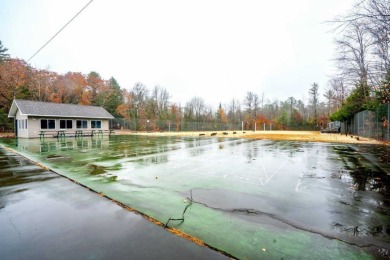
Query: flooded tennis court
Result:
<box><xmin>1</xmin><ymin>135</ymin><xmax>389</xmax><ymax>259</ymax></box>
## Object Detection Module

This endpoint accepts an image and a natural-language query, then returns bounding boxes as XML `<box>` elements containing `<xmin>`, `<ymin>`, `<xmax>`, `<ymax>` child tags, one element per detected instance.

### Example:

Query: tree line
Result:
<box><xmin>329</xmin><ymin>0</ymin><xmax>390</xmax><ymax>124</ymax></box>
<box><xmin>0</xmin><ymin>39</ymin><xmax>348</xmax><ymax>132</ymax></box>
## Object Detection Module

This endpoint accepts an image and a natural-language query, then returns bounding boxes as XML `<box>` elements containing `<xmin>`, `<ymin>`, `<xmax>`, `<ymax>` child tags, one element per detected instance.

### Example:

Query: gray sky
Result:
<box><xmin>0</xmin><ymin>0</ymin><xmax>354</xmax><ymax>107</ymax></box>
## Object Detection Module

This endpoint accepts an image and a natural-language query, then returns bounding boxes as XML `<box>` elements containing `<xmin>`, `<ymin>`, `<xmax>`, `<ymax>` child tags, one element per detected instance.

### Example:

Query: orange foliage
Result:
<box><xmin>0</xmin><ymin>59</ymin><xmax>30</xmax><ymax>104</ymax></box>
<box><xmin>317</xmin><ymin>115</ymin><xmax>328</xmax><ymax>128</ymax></box>
<box><xmin>255</xmin><ymin>114</ymin><xmax>270</xmax><ymax>125</ymax></box>
<box><xmin>218</xmin><ymin>107</ymin><xmax>228</xmax><ymax>124</ymax></box>
<box><xmin>116</xmin><ymin>103</ymin><xmax>131</xmax><ymax>120</ymax></box>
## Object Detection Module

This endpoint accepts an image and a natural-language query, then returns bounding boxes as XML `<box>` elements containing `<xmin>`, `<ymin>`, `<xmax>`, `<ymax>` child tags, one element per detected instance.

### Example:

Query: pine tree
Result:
<box><xmin>0</xmin><ymin>41</ymin><xmax>10</xmax><ymax>62</ymax></box>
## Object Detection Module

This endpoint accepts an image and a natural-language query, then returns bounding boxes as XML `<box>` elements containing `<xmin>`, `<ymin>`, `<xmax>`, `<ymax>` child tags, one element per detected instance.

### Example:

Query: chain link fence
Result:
<box><xmin>110</xmin><ymin>103</ymin><xmax>390</xmax><ymax>141</ymax></box>
<box><xmin>110</xmin><ymin>118</ymin><xmax>264</xmax><ymax>132</ymax></box>
<box><xmin>349</xmin><ymin>103</ymin><xmax>390</xmax><ymax>141</ymax></box>
<box><xmin>110</xmin><ymin>118</ymin><xmax>228</xmax><ymax>132</ymax></box>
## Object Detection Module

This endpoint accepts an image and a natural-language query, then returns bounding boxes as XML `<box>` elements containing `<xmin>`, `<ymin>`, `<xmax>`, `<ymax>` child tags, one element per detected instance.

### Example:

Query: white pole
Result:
<box><xmin>263</xmin><ymin>123</ymin><xmax>265</xmax><ymax>131</ymax></box>
<box><xmin>242</xmin><ymin>121</ymin><xmax>244</xmax><ymax>131</ymax></box>
<box><xmin>255</xmin><ymin>122</ymin><xmax>256</xmax><ymax>132</ymax></box>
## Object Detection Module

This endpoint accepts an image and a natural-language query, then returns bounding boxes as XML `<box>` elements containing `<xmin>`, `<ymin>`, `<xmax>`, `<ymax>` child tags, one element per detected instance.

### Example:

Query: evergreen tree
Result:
<box><xmin>105</xmin><ymin>77</ymin><xmax>123</xmax><ymax>117</ymax></box>
<box><xmin>0</xmin><ymin>41</ymin><xmax>9</xmax><ymax>62</ymax></box>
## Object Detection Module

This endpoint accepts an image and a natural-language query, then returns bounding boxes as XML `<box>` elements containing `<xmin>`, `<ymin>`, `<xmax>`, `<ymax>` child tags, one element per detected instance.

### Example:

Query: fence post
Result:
<box><xmin>376</xmin><ymin>109</ymin><xmax>379</xmax><ymax>140</ymax></box>
<box><xmin>358</xmin><ymin>112</ymin><xmax>360</xmax><ymax>136</ymax></box>
<box><xmin>386</xmin><ymin>104</ymin><xmax>390</xmax><ymax>141</ymax></box>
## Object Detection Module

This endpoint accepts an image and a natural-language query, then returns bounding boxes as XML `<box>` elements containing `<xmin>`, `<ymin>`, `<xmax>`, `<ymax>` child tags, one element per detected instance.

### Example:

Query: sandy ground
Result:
<box><xmin>1</xmin><ymin>130</ymin><xmax>388</xmax><ymax>145</ymax></box>
<box><xmin>0</xmin><ymin>132</ymin><xmax>14</xmax><ymax>138</ymax></box>
<box><xmin>116</xmin><ymin>130</ymin><xmax>388</xmax><ymax>145</ymax></box>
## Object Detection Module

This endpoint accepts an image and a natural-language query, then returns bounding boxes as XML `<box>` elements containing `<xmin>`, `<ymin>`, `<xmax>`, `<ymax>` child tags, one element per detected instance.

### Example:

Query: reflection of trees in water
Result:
<box><xmin>258</xmin><ymin>141</ymin><xmax>307</xmax><ymax>158</ymax></box>
<box><xmin>334</xmin><ymin>146</ymin><xmax>389</xmax><ymax>195</ymax></box>
<box><xmin>245</xmin><ymin>146</ymin><xmax>258</xmax><ymax>163</ymax></box>
<box><xmin>349</xmin><ymin>167</ymin><xmax>389</xmax><ymax>195</ymax></box>
<box><xmin>185</xmin><ymin>138</ymin><xmax>214</xmax><ymax>157</ymax></box>
<box><xmin>0</xmin><ymin>148</ymin><xmax>57</xmax><ymax>209</ymax></box>
<box><xmin>137</xmin><ymin>154</ymin><xmax>168</xmax><ymax>165</ymax></box>
<box><xmin>111</xmin><ymin>135</ymin><xmax>181</xmax><ymax>157</ymax></box>
<box><xmin>188</xmin><ymin>148</ymin><xmax>205</xmax><ymax>157</ymax></box>
<box><xmin>185</xmin><ymin>138</ymin><xmax>212</xmax><ymax>148</ymax></box>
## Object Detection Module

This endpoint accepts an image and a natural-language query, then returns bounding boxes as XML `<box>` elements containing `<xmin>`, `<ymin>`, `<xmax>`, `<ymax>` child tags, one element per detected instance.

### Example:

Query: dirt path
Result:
<box><xmin>0</xmin><ymin>132</ymin><xmax>14</xmax><ymax>138</ymax></box>
<box><xmin>116</xmin><ymin>130</ymin><xmax>387</xmax><ymax>145</ymax></box>
<box><xmin>1</xmin><ymin>130</ymin><xmax>387</xmax><ymax>145</ymax></box>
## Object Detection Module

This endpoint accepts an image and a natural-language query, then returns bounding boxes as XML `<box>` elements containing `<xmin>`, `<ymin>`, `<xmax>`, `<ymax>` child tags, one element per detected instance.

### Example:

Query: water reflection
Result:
<box><xmin>334</xmin><ymin>145</ymin><xmax>389</xmax><ymax>195</ymax></box>
<box><xmin>0</xmin><ymin>148</ymin><xmax>57</xmax><ymax>209</ymax></box>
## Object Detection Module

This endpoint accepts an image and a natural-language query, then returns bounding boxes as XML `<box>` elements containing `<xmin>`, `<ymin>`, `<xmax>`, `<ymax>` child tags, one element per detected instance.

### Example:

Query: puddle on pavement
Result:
<box><xmin>0</xmin><ymin>148</ymin><xmax>58</xmax><ymax>209</ymax></box>
<box><xmin>1</xmin><ymin>135</ymin><xmax>389</xmax><ymax>259</ymax></box>
<box><xmin>0</xmin><ymin>147</ymin><xmax>227</xmax><ymax>259</ymax></box>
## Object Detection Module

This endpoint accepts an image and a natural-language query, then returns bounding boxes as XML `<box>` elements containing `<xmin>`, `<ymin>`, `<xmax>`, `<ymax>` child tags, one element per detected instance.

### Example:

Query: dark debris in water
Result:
<box><xmin>332</xmin><ymin>222</ymin><xmax>390</xmax><ymax>238</ymax></box>
<box><xmin>301</xmin><ymin>171</ymin><xmax>326</xmax><ymax>179</ymax></box>
<box><xmin>46</xmin><ymin>154</ymin><xmax>71</xmax><ymax>162</ymax></box>
<box><xmin>88</xmin><ymin>165</ymin><xmax>107</xmax><ymax>175</ymax></box>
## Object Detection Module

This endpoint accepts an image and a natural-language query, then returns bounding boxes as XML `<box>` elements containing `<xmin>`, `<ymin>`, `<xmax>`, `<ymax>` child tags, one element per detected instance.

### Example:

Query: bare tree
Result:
<box><xmin>369</xmin><ymin>7</ymin><xmax>390</xmax><ymax>82</ymax></box>
<box><xmin>244</xmin><ymin>91</ymin><xmax>254</xmax><ymax>115</ymax></box>
<box><xmin>331</xmin><ymin>0</ymin><xmax>390</xmax><ymax>84</ymax></box>
<box><xmin>132</xmin><ymin>82</ymin><xmax>149</xmax><ymax>104</ymax></box>
<box><xmin>227</xmin><ymin>99</ymin><xmax>239</xmax><ymax>126</ymax></box>
<box><xmin>131</xmin><ymin>82</ymin><xmax>149</xmax><ymax>124</ymax></box>
<box><xmin>185</xmin><ymin>97</ymin><xmax>205</xmax><ymax>124</ymax></box>
<box><xmin>243</xmin><ymin>91</ymin><xmax>261</xmax><ymax>120</ymax></box>
<box><xmin>337</xmin><ymin>0</ymin><xmax>390</xmax><ymax>29</ymax></box>
<box><xmin>323</xmin><ymin>88</ymin><xmax>335</xmax><ymax>116</ymax></box>
<box><xmin>309</xmin><ymin>83</ymin><xmax>319</xmax><ymax>125</ymax></box>
<box><xmin>329</xmin><ymin>77</ymin><xmax>349</xmax><ymax>109</ymax></box>
<box><xmin>334</xmin><ymin>21</ymin><xmax>374</xmax><ymax>91</ymax></box>
<box><xmin>253</xmin><ymin>93</ymin><xmax>260</xmax><ymax>119</ymax></box>
<box><xmin>152</xmin><ymin>86</ymin><xmax>170</xmax><ymax>119</ymax></box>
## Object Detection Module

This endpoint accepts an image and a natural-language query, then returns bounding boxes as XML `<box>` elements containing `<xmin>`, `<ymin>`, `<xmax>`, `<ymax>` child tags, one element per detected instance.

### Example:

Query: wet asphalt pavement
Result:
<box><xmin>0</xmin><ymin>147</ymin><xmax>227</xmax><ymax>260</ymax></box>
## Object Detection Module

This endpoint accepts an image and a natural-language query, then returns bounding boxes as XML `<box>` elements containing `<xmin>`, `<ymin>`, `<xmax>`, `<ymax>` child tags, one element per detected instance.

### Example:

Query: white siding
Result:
<box><xmin>25</xmin><ymin>117</ymin><xmax>110</xmax><ymax>138</ymax></box>
<box><xmin>28</xmin><ymin>117</ymin><xmax>44</xmax><ymax>138</ymax></box>
<box><xmin>16</xmin><ymin>110</ymin><xmax>29</xmax><ymax>138</ymax></box>
<box><xmin>102</xmin><ymin>120</ymin><xmax>109</xmax><ymax>130</ymax></box>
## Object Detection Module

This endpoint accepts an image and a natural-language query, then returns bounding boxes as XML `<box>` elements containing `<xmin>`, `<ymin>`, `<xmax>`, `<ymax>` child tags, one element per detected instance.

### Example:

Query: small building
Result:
<box><xmin>8</xmin><ymin>99</ymin><xmax>114</xmax><ymax>138</ymax></box>
<box><xmin>321</xmin><ymin>121</ymin><xmax>341</xmax><ymax>133</ymax></box>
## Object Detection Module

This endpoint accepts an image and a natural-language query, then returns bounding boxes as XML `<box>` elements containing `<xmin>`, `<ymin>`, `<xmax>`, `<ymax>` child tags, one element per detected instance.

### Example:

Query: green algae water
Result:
<box><xmin>1</xmin><ymin>135</ymin><xmax>389</xmax><ymax>259</ymax></box>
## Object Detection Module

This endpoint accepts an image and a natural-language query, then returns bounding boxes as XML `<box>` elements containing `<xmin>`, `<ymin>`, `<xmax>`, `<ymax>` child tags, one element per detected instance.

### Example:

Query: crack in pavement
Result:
<box><xmin>188</xmin><ymin>198</ymin><xmax>386</xmax><ymax>250</ymax></box>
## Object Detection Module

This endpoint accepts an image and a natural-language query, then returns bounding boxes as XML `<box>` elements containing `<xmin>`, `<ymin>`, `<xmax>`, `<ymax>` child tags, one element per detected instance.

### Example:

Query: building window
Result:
<box><xmin>41</xmin><ymin>119</ymin><xmax>56</xmax><ymax>129</ymax></box>
<box><xmin>76</xmin><ymin>120</ymin><xmax>88</xmax><ymax>129</ymax></box>
<box><xmin>60</xmin><ymin>119</ymin><xmax>73</xmax><ymax>129</ymax></box>
<box><xmin>91</xmin><ymin>120</ymin><xmax>102</xmax><ymax>129</ymax></box>
<box><xmin>25</xmin><ymin>119</ymin><xmax>28</xmax><ymax>129</ymax></box>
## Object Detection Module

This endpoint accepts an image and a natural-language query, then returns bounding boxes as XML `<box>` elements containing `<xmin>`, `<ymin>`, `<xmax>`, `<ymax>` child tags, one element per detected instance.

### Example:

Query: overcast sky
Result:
<box><xmin>0</xmin><ymin>0</ymin><xmax>354</xmax><ymax>107</ymax></box>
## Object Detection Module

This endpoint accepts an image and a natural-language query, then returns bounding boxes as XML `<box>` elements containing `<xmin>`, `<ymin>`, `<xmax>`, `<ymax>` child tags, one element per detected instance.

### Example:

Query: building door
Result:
<box><xmin>14</xmin><ymin>119</ymin><xmax>18</xmax><ymax>137</ymax></box>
